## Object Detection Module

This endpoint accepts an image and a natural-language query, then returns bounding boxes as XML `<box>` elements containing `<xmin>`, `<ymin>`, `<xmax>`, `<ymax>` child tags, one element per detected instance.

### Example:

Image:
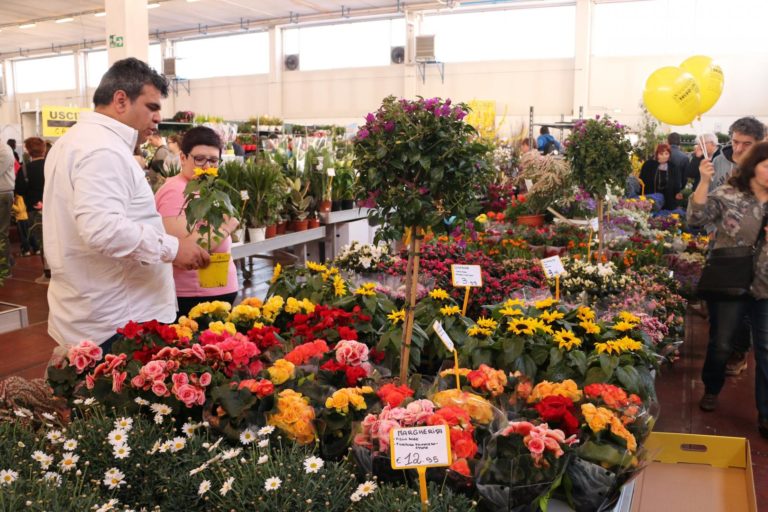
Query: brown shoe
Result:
<box><xmin>725</xmin><ymin>352</ymin><xmax>748</xmax><ymax>376</ymax></box>
<box><xmin>699</xmin><ymin>393</ymin><xmax>718</xmax><ymax>412</ymax></box>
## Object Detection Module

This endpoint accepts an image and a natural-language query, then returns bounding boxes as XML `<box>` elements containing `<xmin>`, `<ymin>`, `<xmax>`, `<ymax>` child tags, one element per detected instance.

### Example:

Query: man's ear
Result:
<box><xmin>112</xmin><ymin>90</ymin><xmax>129</xmax><ymax>114</ymax></box>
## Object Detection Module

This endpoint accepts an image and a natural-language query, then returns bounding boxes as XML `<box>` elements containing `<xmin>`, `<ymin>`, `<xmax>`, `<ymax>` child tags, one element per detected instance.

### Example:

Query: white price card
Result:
<box><xmin>390</xmin><ymin>425</ymin><xmax>452</xmax><ymax>470</ymax></box>
<box><xmin>525</xmin><ymin>179</ymin><xmax>534</xmax><ymax>191</ymax></box>
<box><xmin>451</xmin><ymin>264</ymin><xmax>483</xmax><ymax>287</ymax></box>
<box><xmin>432</xmin><ymin>320</ymin><xmax>455</xmax><ymax>352</ymax></box>
<box><xmin>589</xmin><ymin>217</ymin><xmax>599</xmax><ymax>231</ymax></box>
<box><xmin>327</xmin><ymin>167</ymin><xmax>336</xmax><ymax>176</ymax></box>
<box><xmin>240</xmin><ymin>190</ymin><xmax>249</xmax><ymax>201</ymax></box>
<box><xmin>540</xmin><ymin>256</ymin><xmax>566</xmax><ymax>278</ymax></box>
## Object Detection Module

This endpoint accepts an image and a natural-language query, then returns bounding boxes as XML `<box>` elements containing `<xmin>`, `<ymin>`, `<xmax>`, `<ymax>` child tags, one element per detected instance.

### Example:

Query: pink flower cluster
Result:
<box><xmin>335</xmin><ymin>339</ymin><xmax>372</xmax><ymax>371</ymax></box>
<box><xmin>199</xmin><ymin>331</ymin><xmax>262</xmax><ymax>376</ymax></box>
<box><xmin>85</xmin><ymin>353</ymin><xmax>128</xmax><ymax>394</ymax></box>
<box><xmin>354</xmin><ymin>400</ymin><xmax>435</xmax><ymax>453</ymax></box>
<box><xmin>170</xmin><ymin>372</ymin><xmax>210</xmax><ymax>407</ymax></box>
<box><xmin>130</xmin><ymin>360</ymin><xmax>180</xmax><ymax>398</ymax></box>
<box><xmin>501</xmin><ymin>421</ymin><xmax>578</xmax><ymax>468</ymax></box>
<box><xmin>68</xmin><ymin>340</ymin><xmax>103</xmax><ymax>373</ymax></box>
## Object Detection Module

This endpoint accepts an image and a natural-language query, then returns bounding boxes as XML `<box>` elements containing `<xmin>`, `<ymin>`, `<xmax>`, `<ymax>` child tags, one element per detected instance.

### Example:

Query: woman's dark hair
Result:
<box><xmin>729</xmin><ymin>141</ymin><xmax>768</xmax><ymax>193</ymax></box>
<box><xmin>93</xmin><ymin>57</ymin><xmax>168</xmax><ymax>107</ymax></box>
<box><xmin>24</xmin><ymin>137</ymin><xmax>46</xmax><ymax>158</ymax></box>
<box><xmin>180</xmin><ymin>126</ymin><xmax>222</xmax><ymax>155</ymax></box>
<box><xmin>167</xmin><ymin>134</ymin><xmax>182</xmax><ymax>146</ymax></box>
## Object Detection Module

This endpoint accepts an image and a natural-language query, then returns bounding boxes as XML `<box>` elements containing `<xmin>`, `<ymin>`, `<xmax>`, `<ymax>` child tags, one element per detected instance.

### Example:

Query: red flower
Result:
<box><xmin>369</xmin><ymin>348</ymin><xmax>386</xmax><ymax>364</ymax></box>
<box><xmin>117</xmin><ymin>321</ymin><xmax>142</xmax><ymax>339</ymax></box>
<box><xmin>449</xmin><ymin>458</ymin><xmax>471</xmax><ymax>477</ymax></box>
<box><xmin>534</xmin><ymin>396</ymin><xmax>579</xmax><ymax>436</ymax></box>
<box><xmin>450</xmin><ymin>429</ymin><xmax>478</xmax><ymax>459</ymax></box>
<box><xmin>377</xmin><ymin>383</ymin><xmax>414</xmax><ymax>407</ymax></box>
<box><xmin>345</xmin><ymin>365</ymin><xmax>368</xmax><ymax>386</ymax></box>
<box><xmin>427</xmin><ymin>405</ymin><xmax>472</xmax><ymax>430</ymax></box>
<box><xmin>238</xmin><ymin>378</ymin><xmax>275</xmax><ymax>398</ymax></box>
<box><xmin>337</xmin><ymin>326</ymin><xmax>358</xmax><ymax>340</ymax></box>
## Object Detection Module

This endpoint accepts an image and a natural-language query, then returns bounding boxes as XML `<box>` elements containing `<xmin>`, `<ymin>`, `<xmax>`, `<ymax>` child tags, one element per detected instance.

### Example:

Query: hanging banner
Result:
<box><xmin>42</xmin><ymin>106</ymin><xmax>91</xmax><ymax>137</ymax></box>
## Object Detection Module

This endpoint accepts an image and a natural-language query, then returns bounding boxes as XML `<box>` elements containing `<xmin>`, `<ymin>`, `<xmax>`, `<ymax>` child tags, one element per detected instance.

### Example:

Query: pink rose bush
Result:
<box><xmin>67</xmin><ymin>340</ymin><xmax>103</xmax><ymax>373</ymax></box>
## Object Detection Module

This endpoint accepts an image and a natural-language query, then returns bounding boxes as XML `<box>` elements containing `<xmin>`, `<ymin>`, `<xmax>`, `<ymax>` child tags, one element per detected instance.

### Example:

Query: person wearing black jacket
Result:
<box><xmin>667</xmin><ymin>132</ymin><xmax>690</xmax><ymax>189</ymax></box>
<box><xmin>20</xmin><ymin>137</ymin><xmax>46</xmax><ymax>258</ymax></box>
<box><xmin>640</xmin><ymin>143</ymin><xmax>684</xmax><ymax>210</ymax></box>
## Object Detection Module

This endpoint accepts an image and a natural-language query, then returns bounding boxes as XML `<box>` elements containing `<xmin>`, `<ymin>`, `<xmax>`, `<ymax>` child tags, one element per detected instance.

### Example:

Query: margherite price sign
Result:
<box><xmin>42</xmin><ymin>106</ymin><xmax>91</xmax><ymax>137</ymax></box>
<box><xmin>390</xmin><ymin>425</ymin><xmax>452</xmax><ymax>511</ymax></box>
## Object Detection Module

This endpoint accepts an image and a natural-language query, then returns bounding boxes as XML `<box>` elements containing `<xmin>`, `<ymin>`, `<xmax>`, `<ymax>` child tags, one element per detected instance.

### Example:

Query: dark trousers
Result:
<box><xmin>703</xmin><ymin>298</ymin><xmax>768</xmax><ymax>420</ymax></box>
<box><xmin>100</xmin><ymin>333</ymin><xmax>122</xmax><ymax>357</ymax></box>
<box><xmin>176</xmin><ymin>292</ymin><xmax>238</xmax><ymax>322</ymax></box>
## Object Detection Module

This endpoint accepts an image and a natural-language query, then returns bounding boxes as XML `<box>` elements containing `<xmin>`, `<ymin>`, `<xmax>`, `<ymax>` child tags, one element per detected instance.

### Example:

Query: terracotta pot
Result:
<box><xmin>318</xmin><ymin>200</ymin><xmax>332</xmax><ymax>213</ymax></box>
<box><xmin>265</xmin><ymin>224</ymin><xmax>277</xmax><ymax>239</ymax></box>
<box><xmin>291</xmin><ymin>219</ymin><xmax>309</xmax><ymax>231</ymax></box>
<box><xmin>276</xmin><ymin>221</ymin><xmax>287</xmax><ymax>235</ymax></box>
<box><xmin>308</xmin><ymin>218</ymin><xmax>321</xmax><ymax>229</ymax></box>
<box><xmin>516</xmin><ymin>213</ymin><xmax>546</xmax><ymax>227</ymax></box>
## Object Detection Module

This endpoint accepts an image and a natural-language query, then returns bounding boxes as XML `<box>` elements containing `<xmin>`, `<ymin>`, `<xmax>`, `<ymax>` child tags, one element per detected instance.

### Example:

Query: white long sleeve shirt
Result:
<box><xmin>43</xmin><ymin>111</ymin><xmax>179</xmax><ymax>346</ymax></box>
<box><xmin>0</xmin><ymin>143</ymin><xmax>15</xmax><ymax>193</ymax></box>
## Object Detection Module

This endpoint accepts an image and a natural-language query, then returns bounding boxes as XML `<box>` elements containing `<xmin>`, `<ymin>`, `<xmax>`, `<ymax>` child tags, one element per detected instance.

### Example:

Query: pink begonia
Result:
<box><xmin>142</xmin><ymin>361</ymin><xmax>168</xmax><ymax>382</ymax></box>
<box><xmin>174</xmin><ymin>383</ymin><xmax>205</xmax><ymax>407</ymax></box>
<box><xmin>111</xmin><ymin>370</ymin><xmax>127</xmax><ymax>394</ymax></box>
<box><xmin>68</xmin><ymin>340</ymin><xmax>103</xmax><ymax>373</ymax></box>
<box><xmin>199</xmin><ymin>372</ymin><xmax>212</xmax><ymax>387</ymax></box>
<box><xmin>151</xmin><ymin>380</ymin><xmax>169</xmax><ymax>397</ymax></box>
<box><xmin>402</xmin><ymin>400</ymin><xmax>435</xmax><ymax>425</ymax></box>
<box><xmin>527</xmin><ymin>436</ymin><xmax>545</xmax><ymax>455</ymax></box>
<box><xmin>171</xmin><ymin>372</ymin><xmax>189</xmax><ymax>387</ymax></box>
<box><xmin>335</xmin><ymin>339</ymin><xmax>369</xmax><ymax>367</ymax></box>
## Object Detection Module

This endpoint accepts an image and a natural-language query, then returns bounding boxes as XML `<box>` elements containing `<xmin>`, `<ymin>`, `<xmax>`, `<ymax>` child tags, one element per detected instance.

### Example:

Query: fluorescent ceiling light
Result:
<box><xmin>147</xmin><ymin>3</ymin><xmax>161</xmax><ymax>8</ymax></box>
<box><xmin>19</xmin><ymin>23</ymin><xmax>37</xmax><ymax>29</ymax></box>
<box><xmin>55</xmin><ymin>17</ymin><xmax>74</xmax><ymax>23</ymax></box>
<box><xmin>94</xmin><ymin>11</ymin><xmax>106</xmax><ymax>17</ymax></box>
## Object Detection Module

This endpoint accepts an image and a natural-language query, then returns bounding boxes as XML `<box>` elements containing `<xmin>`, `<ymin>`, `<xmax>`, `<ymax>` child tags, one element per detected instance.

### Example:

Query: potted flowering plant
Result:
<box><xmin>354</xmin><ymin>96</ymin><xmax>492</xmax><ymax>382</ymax></box>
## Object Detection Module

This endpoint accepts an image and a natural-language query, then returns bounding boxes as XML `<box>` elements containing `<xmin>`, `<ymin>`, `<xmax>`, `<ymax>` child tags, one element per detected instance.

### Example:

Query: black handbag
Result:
<box><xmin>696</xmin><ymin>216</ymin><xmax>768</xmax><ymax>300</ymax></box>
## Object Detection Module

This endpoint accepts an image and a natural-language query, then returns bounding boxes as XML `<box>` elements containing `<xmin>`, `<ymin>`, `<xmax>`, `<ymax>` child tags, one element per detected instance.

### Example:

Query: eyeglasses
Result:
<box><xmin>188</xmin><ymin>154</ymin><xmax>221</xmax><ymax>167</ymax></box>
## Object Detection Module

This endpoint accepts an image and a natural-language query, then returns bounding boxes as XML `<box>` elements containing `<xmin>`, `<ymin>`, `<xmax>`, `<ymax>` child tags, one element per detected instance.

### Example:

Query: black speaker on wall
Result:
<box><xmin>391</xmin><ymin>46</ymin><xmax>405</xmax><ymax>64</ymax></box>
<box><xmin>284</xmin><ymin>54</ymin><xmax>299</xmax><ymax>71</ymax></box>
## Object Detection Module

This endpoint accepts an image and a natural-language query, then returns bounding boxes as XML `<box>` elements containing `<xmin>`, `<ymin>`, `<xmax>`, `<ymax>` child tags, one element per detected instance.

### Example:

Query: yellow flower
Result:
<box><xmin>539</xmin><ymin>309</ymin><xmax>565</xmax><ymax>323</ymax></box>
<box><xmin>504</xmin><ymin>298</ymin><xmax>525</xmax><ymax>308</ymax></box>
<box><xmin>193</xmin><ymin>166</ymin><xmax>218</xmax><ymax>177</ymax></box>
<box><xmin>267</xmin><ymin>359</ymin><xmax>296</xmax><ymax>385</ymax></box>
<box><xmin>440</xmin><ymin>305</ymin><xmax>461</xmax><ymax>316</ymax></box>
<box><xmin>322</xmin><ymin>266</ymin><xmax>339</xmax><ymax>282</ymax></box>
<box><xmin>253</xmin><ymin>321</ymin><xmax>264</xmax><ymax>329</ymax></box>
<box><xmin>306</xmin><ymin>261</ymin><xmax>328</xmax><ymax>273</ymax></box>
<box><xmin>618</xmin><ymin>311</ymin><xmax>641</xmax><ymax>324</ymax></box>
<box><xmin>477</xmin><ymin>317</ymin><xmax>498</xmax><ymax>330</ymax></box>
<box><xmin>595</xmin><ymin>336</ymin><xmax>643</xmax><ymax>355</ymax></box>
<box><xmin>207</xmin><ymin>321</ymin><xmax>236</xmax><ymax>335</ymax></box>
<box><xmin>240</xmin><ymin>297</ymin><xmax>263</xmax><ymax>308</ymax></box>
<box><xmin>333</xmin><ymin>275</ymin><xmax>347</xmax><ymax>297</ymax></box>
<box><xmin>261</xmin><ymin>296</ymin><xmax>285</xmax><ymax>323</ymax></box>
<box><xmin>172</xmin><ymin>315</ymin><xmax>199</xmax><ymax>339</ymax></box>
<box><xmin>553</xmin><ymin>329</ymin><xmax>582</xmax><ymax>351</ymax></box>
<box><xmin>429</xmin><ymin>288</ymin><xmax>450</xmax><ymax>300</ymax></box>
<box><xmin>507</xmin><ymin>318</ymin><xmax>536</xmax><ymax>335</ymax></box>
<box><xmin>579</xmin><ymin>320</ymin><xmax>601</xmax><ymax>334</ymax></box>
<box><xmin>612</xmin><ymin>320</ymin><xmax>637</xmax><ymax>332</ymax></box>
<box><xmin>268</xmin><ymin>264</ymin><xmax>281</xmax><ymax>285</ymax></box>
<box><xmin>268</xmin><ymin>389</ymin><xmax>316</xmax><ymax>445</ymax></box>
<box><xmin>581</xmin><ymin>403</ymin><xmax>637</xmax><ymax>452</ymax></box>
<box><xmin>388</xmin><ymin>309</ymin><xmax>406</xmax><ymax>325</ymax></box>
<box><xmin>432</xmin><ymin>389</ymin><xmax>493</xmax><ymax>424</ymax></box>
<box><xmin>534</xmin><ymin>297</ymin><xmax>557</xmax><ymax>310</ymax></box>
<box><xmin>467</xmin><ymin>325</ymin><xmax>492</xmax><ymax>337</ymax></box>
<box><xmin>440</xmin><ymin>367</ymin><xmax>471</xmax><ymax>378</ymax></box>
<box><xmin>355</xmin><ymin>283</ymin><xmax>377</xmax><ymax>296</ymax></box>
<box><xmin>576</xmin><ymin>306</ymin><xmax>595</xmax><ymax>322</ymax></box>
<box><xmin>529</xmin><ymin>317</ymin><xmax>553</xmax><ymax>334</ymax></box>
<box><xmin>188</xmin><ymin>301</ymin><xmax>231</xmax><ymax>321</ymax></box>
<box><xmin>615</xmin><ymin>336</ymin><xmax>643</xmax><ymax>352</ymax></box>
<box><xmin>500</xmin><ymin>306</ymin><xmax>523</xmax><ymax>317</ymax></box>
<box><xmin>528</xmin><ymin>379</ymin><xmax>583</xmax><ymax>403</ymax></box>
<box><xmin>300</xmin><ymin>298</ymin><xmax>316</xmax><ymax>314</ymax></box>
<box><xmin>325</xmin><ymin>387</ymin><xmax>373</xmax><ymax>414</ymax></box>
<box><xmin>681</xmin><ymin>232</ymin><xmax>692</xmax><ymax>242</ymax></box>
<box><xmin>285</xmin><ymin>297</ymin><xmax>302</xmax><ymax>314</ymax></box>
<box><xmin>229</xmin><ymin>304</ymin><xmax>261</xmax><ymax>324</ymax></box>
<box><xmin>475</xmin><ymin>213</ymin><xmax>488</xmax><ymax>223</ymax></box>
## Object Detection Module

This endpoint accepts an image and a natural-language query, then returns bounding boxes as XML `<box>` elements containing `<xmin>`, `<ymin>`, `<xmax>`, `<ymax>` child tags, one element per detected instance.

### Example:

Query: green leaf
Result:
<box><xmin>615</xmin><ymin>365</ymin><xmax>640</xmax><ymax>394</ymax></box>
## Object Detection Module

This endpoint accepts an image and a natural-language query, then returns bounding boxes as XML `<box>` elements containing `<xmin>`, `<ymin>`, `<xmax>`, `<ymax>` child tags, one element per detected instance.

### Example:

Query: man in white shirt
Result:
<box><xmin>0</xmin><ymin>143</ymin><xmax>15</xmax><ymax>279</ymax></box>
<box><xmin>43</xmin><ymin>58</ymin><xmax>210</xmax><ymax>350</ymax></box>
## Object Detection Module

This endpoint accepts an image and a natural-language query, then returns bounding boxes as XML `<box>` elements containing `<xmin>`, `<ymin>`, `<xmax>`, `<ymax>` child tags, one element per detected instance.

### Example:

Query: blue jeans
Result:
<box><xmin>703</xmin><ymin>298</ymin><xmax>768</xmax><ymax>420</ymax></box>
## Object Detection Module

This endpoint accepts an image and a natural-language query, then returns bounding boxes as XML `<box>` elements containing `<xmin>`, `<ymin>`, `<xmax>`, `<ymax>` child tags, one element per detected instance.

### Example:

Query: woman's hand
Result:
<box><xmin>699</xmin><ymin>157</ymin><xmax>715</xmax><ymax>183</ymax></box>
<box><xmin>222</xmin><ymin>216</ymin><xmax>240</xmax><ymax>237</ymax></box>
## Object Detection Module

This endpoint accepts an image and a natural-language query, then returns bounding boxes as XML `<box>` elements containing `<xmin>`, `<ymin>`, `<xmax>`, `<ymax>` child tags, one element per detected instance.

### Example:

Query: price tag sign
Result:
<box><xmin>327</xmin><ymin>167</ymin><xmax>336</xmax><ymax>176</ymax></box>
<box><xmin>432</xmin><ymin>320</ymin><xmax>455</xmax><ymax>352</ymax></box>
<box><xmin>540</xmin><ymin>256</ymin><xmax>566</xmax><ymax>278</ymax></box>
<box><xmin>390</xmin><ymin>425</ymin><xmax>452</xmax><ymax>470</ymax></box>
<box><xmin>589</xmin><ymin>217</ymin><xmax>599</xmax><ymax>231</ymax></box>
<box><xmin>240</xmin><ymin>190</ymin><xmax>249</xmax><ymax>201</ymax></box>
<box><xmin>451</xmin><ymin>264</ymin><xmax>482</xmax><ymax>287</ymax></box>
<box><xmin>525</xmin><ymin>179</ymin><xmax>534</xmax><ymax>191</ymax></box>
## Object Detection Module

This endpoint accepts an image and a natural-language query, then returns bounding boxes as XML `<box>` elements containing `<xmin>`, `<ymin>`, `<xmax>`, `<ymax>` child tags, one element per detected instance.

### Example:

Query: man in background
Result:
<box><xmin>667</xmin><ymin>132</ymin><xmax>690</xmax><ymax>189</ymax></box>
<box><xmin>0</xmin><ymin>143</ymin><xmax>15</xmax><ymax>279</ymax></box>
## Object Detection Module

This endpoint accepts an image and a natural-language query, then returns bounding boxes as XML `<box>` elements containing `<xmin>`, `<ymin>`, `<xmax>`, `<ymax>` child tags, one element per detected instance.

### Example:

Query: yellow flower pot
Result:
<box><xmin>198</xmin><ymin>253</ymin><xmax>231</xmax><ymax>288</ymax></box>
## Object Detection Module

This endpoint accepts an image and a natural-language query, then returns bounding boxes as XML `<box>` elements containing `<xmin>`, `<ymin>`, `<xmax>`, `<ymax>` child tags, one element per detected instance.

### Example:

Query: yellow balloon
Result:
<box><xmin>642</xmin><ymin>66</ymin><xmax>701</xmax><ymax>125</ymax></box>
<box><xmin>680</xmin><ymin>55</ymin><xmax>724</xmax><ymax>115</ymax></box>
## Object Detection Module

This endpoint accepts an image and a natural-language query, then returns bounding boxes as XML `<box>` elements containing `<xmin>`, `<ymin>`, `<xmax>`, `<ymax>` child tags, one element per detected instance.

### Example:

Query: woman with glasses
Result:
<box><xmin>155</xmin><ymin>126</ymin><xmax>240</xmax><ymax>319</ymax></box>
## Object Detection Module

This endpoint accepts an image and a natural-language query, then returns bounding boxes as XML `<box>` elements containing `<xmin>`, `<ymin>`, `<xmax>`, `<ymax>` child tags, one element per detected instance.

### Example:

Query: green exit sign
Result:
<box><xmin>109</xmin><ymin>35</ymin><xmax>124</xmax><ymax>48</ymax></box>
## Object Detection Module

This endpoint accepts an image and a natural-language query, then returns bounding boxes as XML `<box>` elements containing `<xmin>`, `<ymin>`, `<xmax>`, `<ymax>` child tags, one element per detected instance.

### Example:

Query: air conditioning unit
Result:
<box><xmin>415</xmin><ymin>35</ymin><xmax>435</xmax><ymax>62</ymax></box>
<box><xmin>390</xmin><ymin>46</ymin><xmax>405</xmax><ymax>64</ymax></box>
<box><xmin>284</xmin><ymin>54</ymin><xmax>299</xmax><ymax>71</ymax></box>
<box><xmin>162</xmin><ymin>57</ymin><xmax>176</xmax><ymax>77</ymax></box>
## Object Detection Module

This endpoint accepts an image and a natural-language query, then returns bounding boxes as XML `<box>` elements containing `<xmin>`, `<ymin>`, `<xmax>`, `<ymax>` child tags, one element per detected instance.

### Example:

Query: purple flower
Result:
<box><xmin>418</xmin><ymin>186</ymin><xmax>429</xmax><ymax>195</ymax></box>
<box><xmin>384</xmin><ymin>121</ymin><xmax>395</xmax><ymax>132</ymax></box>
<box><xmin>365</xmin><ymin>113</ymin><xmax>376</xmax><ymax>124</ymax></box>
<box><xmin>453</xmin><ymin>107</ymin><xmax>467</xmax><ymax>120</ymax></box>
<box><xmin>357</xmin><ymin>128</ymin><xmax>369</xmax><ymax>140</ymax></box>
<box><xmin>424</xmin><ymin>98</ymin><xmax>439</xmax><ymax>111</ymax></box>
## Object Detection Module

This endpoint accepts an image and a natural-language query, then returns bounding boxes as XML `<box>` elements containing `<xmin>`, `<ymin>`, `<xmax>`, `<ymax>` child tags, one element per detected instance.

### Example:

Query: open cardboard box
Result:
<box><xmin>630</xmin><ymin>432</ymin><xmax>757</xmax><ymax>512</ymax></box>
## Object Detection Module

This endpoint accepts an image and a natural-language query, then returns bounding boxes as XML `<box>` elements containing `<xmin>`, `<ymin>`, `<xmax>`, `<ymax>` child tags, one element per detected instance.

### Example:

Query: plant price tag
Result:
<box><xmin>525</xmin><ymin>179</ymin><xmax>534</xmax><ymax>191</ymax></box>
<box><xmin>451</xmin><ymin>264</ymin><xmax>482</xmax><ymax>287</ymax></box>
<box><xmin>240</xmin><ymin>190</ymin><xmax>249</xmax><ymax>201</ymax></box>
<box><xmin>327</xmin><ymin>167</ymin><xmax>336</xmax><ymax>176</ymax></box>
<box><xmin>390</xmin><ymin>425</ymin><xmax>452</xmax><ymax>469</ymax></box>
<box><xmin>432</xmin><ymin>320</ymin><xmax>455</xmax><ymax>352</ymax></box>
<box><xmin>540</xmin><ymin>256</ymin><xmax>566</xmax><ymax>278</ymax></box>
<box><xmin>589</xmin><ymin>217</ymin><xmax>599</xmax><ymax>231</ymax></box>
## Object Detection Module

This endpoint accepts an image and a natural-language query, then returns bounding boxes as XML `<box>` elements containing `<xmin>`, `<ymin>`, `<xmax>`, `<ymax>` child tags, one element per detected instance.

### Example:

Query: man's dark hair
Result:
<box><xmin>6</xmin><ymin>139</ymin><xmax>16</xmax><ymax>150</ymax></box>
<box><xmin>729</xmin><ymin>116</ymin><xmax>766</xmax><ymax>141</ymax></box>
<box><xmin>540</xmin><ymin>126</ymin><xmax>550</xmax><ymax>135</ymax></box>
<box><xmin>729</xmin><ymin>141</ymin><xmax>768</xmax><ymax>193</ymax></box>
<box><xmin>180</xmin><ymin>126</ymin><xmax>222</xmax><ymax>155</ymax></box>
<box><xmin>667</xmin><ymin>132</ymin><xmax>681</xmax><ymax>145</ymax></box>
<box><xmin>93</xmin><ymin>57</ymin><xmax>168</xmax><ymax>107</ymax></box>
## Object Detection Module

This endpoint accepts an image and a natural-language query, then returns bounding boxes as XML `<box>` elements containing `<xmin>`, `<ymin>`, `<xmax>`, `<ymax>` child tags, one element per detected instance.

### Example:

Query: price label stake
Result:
<box><xmin>451</xmin><ymin>264</ymin><xmax>483</xmax><ymax>316</ymax></box>
<box><xmin>433</xmin><ymin>320</ymin><xmax>461</xmax><ymax>391</ymax></box>
<box><xmin>540</xmin><ymin>255</ymin><xmax>566</xmax><ymax>301</ymax></box>
<box><xmin>391</xmin><ymin>425</ymin><xmax>452</xmax><ymax>512</ymax></box>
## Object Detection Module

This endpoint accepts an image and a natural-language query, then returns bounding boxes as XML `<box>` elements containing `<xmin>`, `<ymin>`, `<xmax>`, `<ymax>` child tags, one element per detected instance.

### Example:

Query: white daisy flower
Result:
<box><xmin>104</xmin><ymin>468</ymin><xmax>122</xmax><ymax>478</ymax></box>
<box><xmin>113</xmin><ymin>417</ymin><xmax>133</xmax><ymax>431</ymax></box>
<box><xmin>169</xmin><ymin>437</ymin><xmax>186</xmax><ymax>453</ymax></box>
<box><xmin>113</xmin><ymin>445</ymin><xmax>131</xmax><ymax>459</ymax></box>
<box><xmin>63</xmin><ymin>439</ymin><xmax>78</xmax><ymax>451</ymax></box>
<box><xmin>257</xmin><ymin>425</ymin><xmax>275</xmax><ymax>437</ymax></box>
<box><xmin>239</xmin><ymin>428</ymin><xmax>257</xmax><ymax>445</ymax></box>
<box><xmin>73</xmin><ymin>399</ymin><xmax>84</xmax><ymax>405</ymax></box>
<box><xmin>32</xmin><ymin>450</ymin><xmax>53</xmax><ymax>469</ymax></box>
<box><xmin>189</xmin><ymin>462</ymin><xmax>209</xmax><ymax>476</ymax></box>
<box><xmin>14</xmin><ymin>408</ymin><xmax>32</xmax><ymax>418</ymax></box>
<box><xmin>59</xmin><ymin>452</ymin><xmax>79</xmax><ymax>472</ymax></box>
<box><xmin>94</xmin><ymin>499</ymin><xmax>119</xmax><ymax>512</ymax></box>
<box><xmin>198</xmin><ymin>480</ymin><xmax>211</xmax><ymax>496</ymax></box>
<box><xmin>356</xmin><ymin>480</ymin><xmax>377</xmax><ymax>496</ymax></box>
<box><xmin>181</xmin><ymin>422</ymin><xmax>197</xmax><ymax>437</ymax></box>
<box><xmin>150</xmin><ymin>403</ymin><xmax>172</xmax><ymax>416</ymax></box>
<box><xmin>220</xmin><ymin>476</ymin><xmax>235</xmax><ymax>496</ymax></box>
<box><xmin>158</xmin><ymin>441</ymin><xmax>173</xmax><ymax>453</ymax></box>
<box><xmin>134</xmin><ymin>397</ymin><xmax>150</xmax><ymax>406</ymax></box>
<box><xmin>303</xmin><ymin>456</ymin><xmax>324</xmax><ymax>474</ymax></box>
<box><xmin>350</xmin><ymin>492</ymin><xmax>362</xmax><ymax>502</ymax></box>
<box><xmin>103</xmin><ymin>470</ymin><xmax>126</xmax><ymax>490</ymax></box>
<box><xmin>46</xmin><ymin>430</ymin><xmax>64</xmax><ymax>443</ymax></box>
<box><xmin>16</xmin><ymin>441</ymin><xmax>25</xmax><ymax>448</ymax></box>
<box><xmin>264</xmin><ymin>476</ymin><xmax>281</xmax><ymax>491</ymax></box>
<box><xmin>221</xmin><ymin>448</ymin><xmax>242</xmax><ymax>461</ymax></box>
<box><xmin>42</xmin><ymin>472</ymin><xmax>61</xmax><ymax>486</ymax></box>
<box><xmin>107</xmin><ymin>429</ymin><xmax>128</xmax><ymax>446</ymax></box>
<box><xmin>41</xmin><ymin>412</ymin><xmax>57</xmax><ymax>421</ymax></box>
<box><xmin>257</xmin><ymin>455</ymin><xmax>268</xmax><ymax>464</ymax></box>
<box><xmin>257</xmin><ymin>439</ymin><xmax>269</xmax><ymax>448</ymax></box>
<box><xmin>206</xmin><ymin>437</ymin><xmax>223</xmax><ymax>452</ymax></box>
<box><xmin>0</xmin><ymin>470</ymin><xmax>18</xmax><ymax>485</ymax></box>
<box><xmin>83</xmin><ymin>398</ymin><xmax>96</xmax><ymax>406</ymax></box>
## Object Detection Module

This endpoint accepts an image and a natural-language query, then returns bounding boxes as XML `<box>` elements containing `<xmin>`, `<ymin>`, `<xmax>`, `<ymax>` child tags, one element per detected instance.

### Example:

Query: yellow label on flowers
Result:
<box><xmin>198</xmin><ymin>253</ymin><xmax>230</xmax><ymax>288</ymax></box>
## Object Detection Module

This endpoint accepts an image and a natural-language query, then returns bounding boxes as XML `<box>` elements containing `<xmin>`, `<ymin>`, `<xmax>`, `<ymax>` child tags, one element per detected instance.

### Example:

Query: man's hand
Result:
<box><xmin>173</xmin><ymin>237</ymin><xmax>210</xmax><ymax>270</ymax></box>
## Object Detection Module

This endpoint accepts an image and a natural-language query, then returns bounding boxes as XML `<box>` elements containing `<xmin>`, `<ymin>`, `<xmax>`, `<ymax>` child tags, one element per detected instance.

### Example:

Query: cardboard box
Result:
<box><xmin>630</xmin><ymin>432</ymin><xmax>757</xmax><ymax>512</ymax></box>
